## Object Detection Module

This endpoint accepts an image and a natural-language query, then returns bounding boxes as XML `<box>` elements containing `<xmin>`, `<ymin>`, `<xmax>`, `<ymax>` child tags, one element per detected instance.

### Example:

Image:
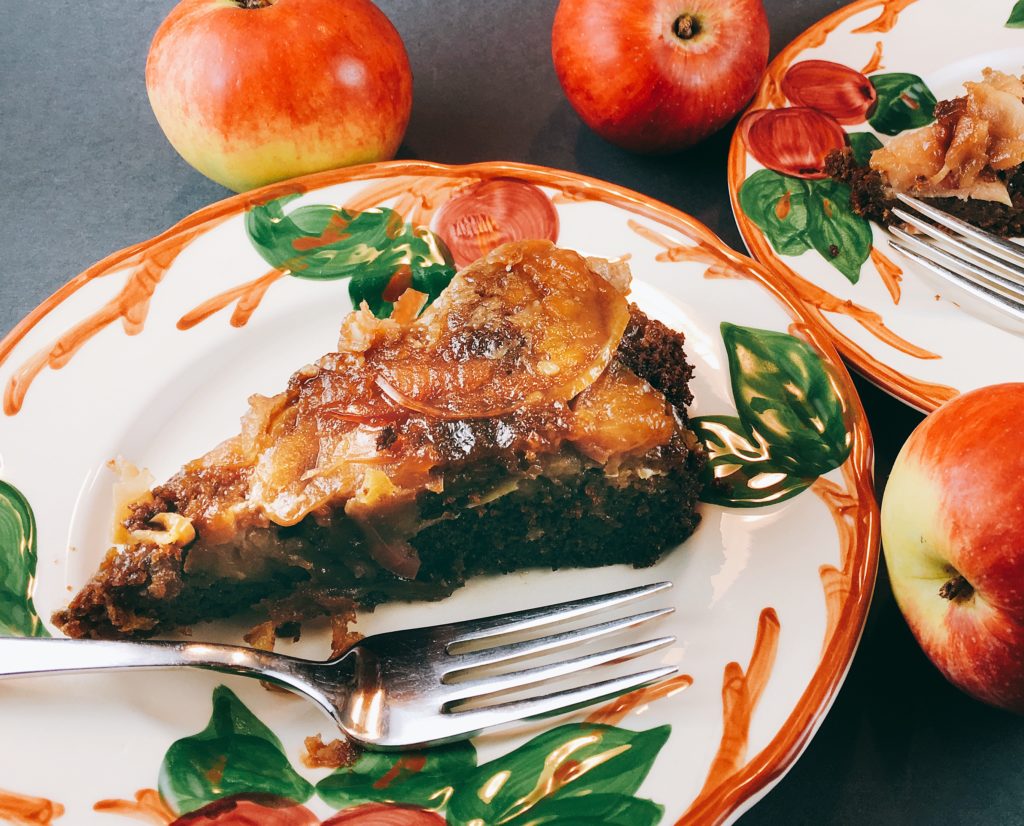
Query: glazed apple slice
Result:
<box><xmin>372</xmin><ymin>240</ymin><xmax>632</xmax><ymax>418</ymax></box>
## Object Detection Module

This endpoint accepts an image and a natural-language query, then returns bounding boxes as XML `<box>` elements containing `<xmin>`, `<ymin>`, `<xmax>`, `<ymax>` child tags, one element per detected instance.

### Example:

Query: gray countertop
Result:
<box><xmin>3</xmin><ymin>1</ymin><xmax>1023</xmax><ymax>822</ymax></box>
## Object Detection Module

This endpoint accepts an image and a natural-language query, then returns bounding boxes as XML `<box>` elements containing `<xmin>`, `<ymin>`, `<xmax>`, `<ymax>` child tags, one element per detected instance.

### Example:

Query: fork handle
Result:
<box><xmin>0</xmin><ymin>636</ymin><xmax>324</xmax><ymax>701</ymax></box>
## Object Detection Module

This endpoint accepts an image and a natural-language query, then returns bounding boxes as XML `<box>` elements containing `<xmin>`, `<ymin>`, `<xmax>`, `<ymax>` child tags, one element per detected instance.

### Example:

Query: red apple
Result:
<box><xmin>551</xmin><ymin>0</ymin><xmax>770</xmax><ymax>153</ymax></box>
<box><xmin>881</xmin><ymin>383</ymin><xmax>1024</xmax><ymax>713</ymax></box>
<box><xmin>146</xmin><ymin>0</ymin><xmax>412</xmax><ymax>192</ymax></box>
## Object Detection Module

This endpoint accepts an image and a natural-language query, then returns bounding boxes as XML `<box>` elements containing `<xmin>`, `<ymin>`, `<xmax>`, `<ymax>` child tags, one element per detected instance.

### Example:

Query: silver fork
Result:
<box><xmin>0</xmin><ymin>582</ymin><xmax>676</xmax><ymax>749</ymax></box>
<box><xmin>888</xmin><ymin>193</ymin><xmax>1024</xmax><ymax>323</ymax></box>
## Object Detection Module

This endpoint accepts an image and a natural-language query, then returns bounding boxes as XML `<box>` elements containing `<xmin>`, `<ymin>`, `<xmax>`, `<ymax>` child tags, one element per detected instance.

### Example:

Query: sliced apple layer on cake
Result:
<box><xmin>55</xmin><ymin>240</ymin><xmax>706</xmax><ymax>639</ymax></box>
<box><xmin>828</xmin><ymin>69</ymin><xmax>1024</xmax><ymax>236</ymax></box>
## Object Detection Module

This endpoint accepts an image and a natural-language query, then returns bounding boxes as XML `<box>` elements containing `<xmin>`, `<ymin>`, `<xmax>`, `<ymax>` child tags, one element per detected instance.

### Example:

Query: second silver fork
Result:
<box><xmin>888</xmin><ymin>192</ymin><xmax>1024</xmax><ymax>324</ymax></box>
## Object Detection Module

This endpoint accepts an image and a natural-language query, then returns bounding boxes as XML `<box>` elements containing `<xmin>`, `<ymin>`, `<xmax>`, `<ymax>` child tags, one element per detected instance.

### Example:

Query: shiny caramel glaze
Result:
<box><xmin>142</xmin><ymin>241</ymin><xmax>680</xmax><ymax>545</ymax></box>
<box><xmin>370</xmin><ymin>241</ymin><xmax>631</xmax><ymax>417</ymax></box>
<box><xmin>55</xmin><ymin>240</ymin><xmax>701</xmax><ymax>637</ymax></box>
<box><xmin>871</xmin><ymin>70</ymin><xmax>1024</xmax><ymax>204</ymax></box>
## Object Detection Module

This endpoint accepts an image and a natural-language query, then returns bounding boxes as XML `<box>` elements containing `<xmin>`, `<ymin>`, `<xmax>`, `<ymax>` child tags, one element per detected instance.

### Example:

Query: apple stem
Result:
<box><xmin>939</xmin><ymin>574</ymin><xmax>974</xmax><ymax>602</ymax></box>
<box><xmin>673</xmin><ymin>13</ymin><xmax>702</xmax><ymax>40</ymax></box>
<box><xmin>234</xmin><ymin>0</ymin><xmax>274</xmax><ymax>8</ymax></box>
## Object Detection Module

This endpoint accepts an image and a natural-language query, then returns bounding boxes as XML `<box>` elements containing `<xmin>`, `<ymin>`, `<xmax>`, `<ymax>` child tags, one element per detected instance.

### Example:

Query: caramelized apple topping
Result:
<box><xmin>109</xmin><ymin>458</ymin><xmax>156</xmax><ymax>543</ymax></box>
<box><xmin>871</xmin><ymin>69</ymin><xmax>1024</xmax><ymax>204</ymax></box>
<box><xmin>369</xmin><ymin>240</ymin><xmax>631</xmax><ymax>418</ymax></box>
<box><xmin>127</xmin><ymin>512</ymin><xmax>196</xmax><ymax>547</ymax></box>
<box><xmin>130</xmin><ymin>241</ymin><xmax>693</xmax><ymax>581</ymax></box>
<box><xmin>302</xmin><ymin>735</ymin><xmax>359</xmax><ymax>770</ymax></box>
<box><xmin>336</xmin><ymin>288</ymin><xmax>427</xmax><ymax>354</ymax></box>
<box><xmin>570</xmin><ymin>362</ymin><xmax>677</xmax><ymax>464</ymax></box>
<box><xmin>245</xmin><ymin>366</ymin><xmax>441</xmax><ymax>526</ymax></box>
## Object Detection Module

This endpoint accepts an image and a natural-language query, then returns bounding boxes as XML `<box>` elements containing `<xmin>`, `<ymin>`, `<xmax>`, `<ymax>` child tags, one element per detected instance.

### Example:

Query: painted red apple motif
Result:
<box><xmin>781</xmin><ymin>60</ymin><xmax>877</xmax><ymax>124</ymax></box>
<box><xmin>431</xmin><ymin>179</ymin><xmax>558</xmax><ymax>268</ymax></box>
<box><xmin>168</xmin><ymin>797</ymin><xmax>444</xmax><ymax>825</ymax></box>
<box><xmin>741</xmin><ymin>107</ymin><xmax>847</xmax><ymax>178</ymax></box>
<box><xmin>170</xmin><ymin>794</ymin><xmax>319</xmax><ymax>825</ymax></box>
<box><xmin>321</xmin><ymin>803</ymin><xmax>445</xmax><ymax>825</ymax></box>
<box><xmin>882</xmin><ymin>383</ymin><xmax>1024</xmax><ymax>713</ymax></box>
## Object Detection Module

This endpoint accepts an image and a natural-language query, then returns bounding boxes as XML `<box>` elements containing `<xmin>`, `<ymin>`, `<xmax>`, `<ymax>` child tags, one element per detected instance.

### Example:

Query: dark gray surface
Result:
<box><xmin>2</xmin><ymin>1</ymin><xmax>1022</xmax><ymax>823</ymax></box>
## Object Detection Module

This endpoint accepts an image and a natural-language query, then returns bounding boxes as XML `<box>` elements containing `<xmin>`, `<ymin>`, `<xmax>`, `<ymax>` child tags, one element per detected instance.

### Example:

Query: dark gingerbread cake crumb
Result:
<box><xmin>53</xmin><ymin>304</ymin><xmax>705</xmax><ymax>640</ymax></box>
<box><xmin>826</xmin><ymin>147</ymin><xmax>1024</xmax><ymax>237</ymax></box>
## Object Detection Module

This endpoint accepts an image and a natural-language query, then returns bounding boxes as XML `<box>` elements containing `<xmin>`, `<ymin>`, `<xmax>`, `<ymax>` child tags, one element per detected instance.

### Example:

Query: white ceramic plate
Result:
<box><xmin>729</xmin><ymin>0</ymin><xmax>1024</xmax><ymax>412</ymax></box>
<box><xmin>0</xmin><ymin>161</ymin><xmax>877</xmax><ymax>826</ymax></box>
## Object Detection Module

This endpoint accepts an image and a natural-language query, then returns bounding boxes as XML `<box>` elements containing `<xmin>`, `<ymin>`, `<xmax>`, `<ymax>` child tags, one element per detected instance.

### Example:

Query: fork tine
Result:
<box><xmin>889</xmin><ymin>233</ymin><xmax>1024</xmax><ymax>322</ymax></box>
<box><xmin>443</xmin><ymin>636</ymin><xmax>675</xmax><ymax>703</ymax></box>
<box><xmin>442</xmin><ymin>666</ymin><xmax>678</xmax><ymax>734</ymax></box>
<box><xmin>446</xmin><ymin>608</ymin><xmax>674</xmax><ymax>671</ymax></box>
<box><xmin>896</xmin><ymin>193</ymin><xmax>1024</xmax><ymax>268</ymax></box>
<box><xmin>440</xmin><ymin>581</ymin><xmax>672</xmax><ymax>647</ymax></box>
<box><xmin>890</xmin><ymin>227</ymin><xmax>1024</xmax><ymax>303</ymax></box>
<box><xmin>892</xmin><ymin>206</ymin><xmax>1024</xmax><ymax>290</ymax></box>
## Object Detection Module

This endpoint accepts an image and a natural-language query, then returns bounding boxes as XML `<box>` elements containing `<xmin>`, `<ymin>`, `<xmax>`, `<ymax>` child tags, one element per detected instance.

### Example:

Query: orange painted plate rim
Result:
<box><xmin>726</xmin><ymin>0</ymin><xmax>929</xmax><ymax>410</ymax></box>
<box><xmin>1</xmin><ymin>158</ymin><xmax>879</xmax><ymax>825</ymax></box>
<box><xmin>726</xmin><ymin>0</ymin><xmax>1020</xmax><ymax>413</ymax></box>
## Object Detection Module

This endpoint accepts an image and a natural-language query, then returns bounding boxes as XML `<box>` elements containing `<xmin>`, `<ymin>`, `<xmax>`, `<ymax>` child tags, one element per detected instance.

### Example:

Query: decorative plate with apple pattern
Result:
<box><xmin>0</xmin><ymin>161</ymin><xmax>877</xmax><ymax>825</ymax></box>
<box><xmin>729</xmin><ymin>0</ymin><xmax>1024</xmax><ymax>412</ymax></box>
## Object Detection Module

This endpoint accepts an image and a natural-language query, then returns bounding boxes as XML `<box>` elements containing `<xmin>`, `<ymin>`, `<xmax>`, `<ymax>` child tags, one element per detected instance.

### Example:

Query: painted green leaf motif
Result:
<box><xmin>868</xmin><ymin>72</ymin><xmax>937</xmax><ymax>135</ymax></box>
<box><xmin>692</xmin><ymin>326</ymin><xmax>852</xmax><ymax>508</ymax></box>
<box><xmin>738</xmin><ymin>169</ymin><xmax>812</xmax><ymax>256</ymax></box>
<box><xmin>315</xmin><ymin>741</ymin><xmax>476</xmax><ymax>811</ymax></box>
<box><xmin>805</xmin><ymin>179</ymin><xmax>873</xmax><ymax>284</ymax></box>
<box><xmin>0</xmin><ymin>481</ymin><xmax>48</xmax><ymax>637</ymax></box>
<box><xmin>847</xmin><ymin>132</ymin><xmax>884</xmax><ymax>166</ymax></box>
<box><xmin>246</xmin><ymin>195</ymin><xmax>455</xmax><ymax>318</ymax></box>
<box><xmin>347</xmin><ymin>256</ymin><xmax>456</xmax><ymax>319</ymax></box>
<box><xmin>159</xmin><ymin>685</ymin><xmax>314</xmax><ymax>815</ymax></box>
<box><xmin>445</xmin><ymin>723</ymin><xmax>669</xmax><ymax>825</ymax></box>
<box><xmin>722</xmin><ymin>323</ymin><xmax>851</xmax><ymax>477</ymax></box>
<box><xmin>691</xmin><ymin>415</ymin><xmax>814</xmax><ymax>508</ymax></box>
<box><xmin>739</xmin><ymin>171</ymin><xmax>871</xmax><ymax>283</ymax></box>
<box><xmin>1007</xmin><ymin>0</ymin><xmax>1024</xmax><ymax>26</ymax></box>
<box><xmin>506</xmin><ymin>792</ymin><xmax>664</xmax><ymax>825</ymax></box>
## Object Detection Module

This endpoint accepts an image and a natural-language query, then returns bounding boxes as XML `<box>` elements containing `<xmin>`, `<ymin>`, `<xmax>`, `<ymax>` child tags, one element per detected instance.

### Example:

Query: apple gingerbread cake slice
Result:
<box><xmin>54</xmin><ymin>240</ymin><xmax>706</xmax><ymax>640</ymax></box>
<box><xmin>827</xmin><ymin>69</ymin><xmax>1024</xmax><ymax>235</ymax></box>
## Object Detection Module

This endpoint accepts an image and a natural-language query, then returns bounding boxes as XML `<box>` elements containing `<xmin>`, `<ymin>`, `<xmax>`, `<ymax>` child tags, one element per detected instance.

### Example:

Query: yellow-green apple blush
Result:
<box><xmin>146</xmin><ymin>0</ymin><xmax>412</xmax><ymax>193</ymax></box>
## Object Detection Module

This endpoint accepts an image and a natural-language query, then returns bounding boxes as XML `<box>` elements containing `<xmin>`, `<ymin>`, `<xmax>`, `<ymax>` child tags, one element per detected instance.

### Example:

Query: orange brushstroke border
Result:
<box><xmin>93</xmin><ymin>789</ymin><xmax>174</xmax><ymax>825</ymax></box>
<box><xmin>176</xmin><ymin>267</ymin><xmax>287</xmax><ymax>331</ymax></box>
<box><xmin>0</xmin><ymin>788</ymin><xmax>65</xmax><ymax>825</ymax></box>
<box><xmin>0</xmin><ymin>160</ymin><xmax>879</xmax><ymax>826</ymax></box>
<box><xmin>852</xmin><ymin>0</ymin><xmax>917</xmax><ymax>33</ymax></box>
<box><xmin>585</xmin><ymin>674</ymin><xmax>695</xmax><ymax>727</ymax></box>
<box><xmin>682</xmin><ymin>609</ymin><xmax>781</xmax><ymax>822</ymax></box>
<box><xmin>625</xmin><ymin>194</ymin><xmax>878</xmax><ymax>824</ymax></box>
<box><xmin>860</xmin><ymin>40</ymin><xmax>885</xmax><ymax>74</ymax></box>
<box><xmin>727</xmin><ymin>0</ymin><xmax>967</xmax><ymax>412</ymax></box>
